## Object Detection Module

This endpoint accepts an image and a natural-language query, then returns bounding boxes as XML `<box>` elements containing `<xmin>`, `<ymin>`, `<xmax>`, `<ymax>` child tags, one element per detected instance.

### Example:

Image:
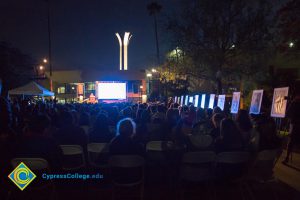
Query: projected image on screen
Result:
<box><xmin>97</xmin><ymin>82</ymin><xmax>126</xmax><ymax>99</ymax></box>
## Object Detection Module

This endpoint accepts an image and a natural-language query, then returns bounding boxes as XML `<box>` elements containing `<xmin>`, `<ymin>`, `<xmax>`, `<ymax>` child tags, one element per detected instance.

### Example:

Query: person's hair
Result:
<box><xmin>79</xmin><ymin>112</ymin><xmax>90</xmax><ymax>126</ymax></box>
<box><xmin>196</xmin><ymin>108</ymin><xmax>205</xmax><ymax>121</ymax></box>
<box><xmin>116</xmin><ymin>118</ymin><xmax>136</xmax><ymax>137</ymax></box>
<box><xmin>213</xmin><ymin>106</ymin><xmax>222</xmax><ymax>115</ymax></box>
<box><xmin>212</xmin><ymin>113</ymin><xmax>224</xmax><ymax>128</ymax></box>
<box><xmin>236</xmin><ymin>109</ymin><xmax>252</xmax><ymax>132</ymax></box>
<box><xmin>220</xmin><ymin>118</ymin><xmax>240</xmax><ymax>140</ymax></box>
<box><xmin>122</xmin><ymin>106</ymin><xmax>132</xmax><ymax>118</ymax></box>
<box><xmin>60</xmin><ymin>111</ymin><xmax>74</xmax><ymax>125</ymax></box>
<box><xmin>28</xmin><ymin>113</ymin><xmax>50</xmax><ymax>134</ymax></box>
<box><xmin>93</xmin><ymin>113</ymin><xmax>110</xmax><ymax>132</ymax></box>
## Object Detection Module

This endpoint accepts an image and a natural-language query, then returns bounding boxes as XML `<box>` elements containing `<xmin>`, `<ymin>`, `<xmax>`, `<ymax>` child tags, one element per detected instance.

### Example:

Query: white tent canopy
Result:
<box><xmin>8</xmin><ymin>81</ymin><xmax>54</xmax><ymax>96</ymax></box>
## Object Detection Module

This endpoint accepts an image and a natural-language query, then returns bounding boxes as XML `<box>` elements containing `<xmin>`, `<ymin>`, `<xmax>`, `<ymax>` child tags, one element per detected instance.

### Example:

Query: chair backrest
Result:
<box><xmin>109</xmin><ymin>155</ymin><xmax>144</xmax><ymax>168</ymax></box>
<box><xmin>257</xmin><ymin>149</ymin><xmax>281</xmax><ymax>162</ymax></box>
<box><xmin>216</xmin><ymin>152</ymin><xmax>250</xmax><ymax>164</ymax></box>
<box><xmin>146</xmin><ymin>141</ymin><xmax>173</xmax><ymax>151</ymax></box>
<box><xmin>182</xmin><ymin>151</ymin><xmax>216</xmax><ymax>164</ymax></box>
<box><xmin>60</xmin><ymin>145</ymin><xmax>85</xmax><ymax>170</ymax></box>
<box><xmin>180</xmin><ymin>151</ymin><xmax>216</xmax><ymax>182</ymax></box>
<box><xmin>11</xmin><ymin>158</ymin><xmax>49</xmax><ymax>171</ymax></box>
<box><xmin>88</xmin><ymin>143</ymin><xmax>109</xmax><ymax>153</ymax></box>
<box><xmin>188</xmin><ymin>135</ymin><xmax>213</xmax><ymax>149</ymax></box>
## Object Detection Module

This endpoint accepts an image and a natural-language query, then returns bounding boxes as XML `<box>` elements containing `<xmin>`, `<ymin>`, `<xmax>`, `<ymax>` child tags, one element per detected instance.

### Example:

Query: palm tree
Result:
<box><xmin>147</xmin><ymin>2</ymin><xmax>162</xmax><ymax>65</ymax></box>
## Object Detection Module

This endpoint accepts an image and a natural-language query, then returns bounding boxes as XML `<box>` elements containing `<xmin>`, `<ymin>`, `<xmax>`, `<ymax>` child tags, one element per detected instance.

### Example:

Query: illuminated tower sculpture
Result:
<box><xmin>116</xmin><ymin>32</ymin><xmax>132</xmax><ymax>70</ymax></box>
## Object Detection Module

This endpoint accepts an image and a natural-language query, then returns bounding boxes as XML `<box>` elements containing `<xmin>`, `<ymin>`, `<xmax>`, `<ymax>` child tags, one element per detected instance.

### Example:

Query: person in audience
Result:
<box><xmin>15</xmin><ymin>113</ymin><xmax>62</xmax><ymax>171</ymax></box>
<box><xmin>0</xmin><ymin>97</ymin><xmax>16</xmax><ymax>199</ymax></box>
<box><xmin>210</xmin><ymin>113</ymin><xmax>224</xmax><ymax>139</ymax></box>
<box><xmin>135</xmin><ymin>109</ymin><xmax>151</xmax><ymax>144</ymax></box>
<box><xmin>283</xmin><ymin>82</ymin><xmax>300</xmax><ymax>163</ymax></box>
<box><xmin>214</xmin><ymin>118</ymin><xmax>244</xmax><ymax>153</ymax></box>
<box><xmin>236</xmin><ymin>109</ymin><xmax>253</xmax><ymax>145</ymax></box>
<box><xmin>109</xmin><ymin>118</ymin><xmax>144</xmax><ymax>155</ymax></box>
<box><xmin>79</xmin><ymin>111</ymin><xmax>91</xmax><ymax>135</ymax></box>
<box><xmin>54</xmin><ymin>111</ymin><xmax>87</xmax><ymax>151</ymax></box>
<box><xmin>89</xmin><ymin>113</ymin><xmax>114</xmax><ymax>143</ymax></box>
<box><xmin>151</xmin><ymin>104</ymin><xmax>166</xmax><ymax>122</ymax></box>
<box><xmin>255</xmin><ymin>114</ymin><xmax>281</xmax><ymax>151</ymax></box>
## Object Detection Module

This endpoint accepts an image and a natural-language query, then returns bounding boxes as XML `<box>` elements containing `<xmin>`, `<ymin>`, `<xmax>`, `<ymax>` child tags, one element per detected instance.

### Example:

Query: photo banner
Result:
<box><xmin>271</xmin><ymin>87</ymin><xmax>289</xmax><ymax>118</ymax></box>
<box><xmin>231</xmin><ymin>92</ymin><xmax>241</xmax><ymax>114</ymax></box>
<box><xmin>249</xmin><ymin>90</ymin><xmax>263</xmax><ymax>114</ymax></box>
<box><xmin>217</xmin><ymin>95</ymin><xmax>226</xmax><ymax>110</ymax></box>
<box><xmin>208</xmin><ymin>94</ymin><xmax>215</xmax><ymax>109</ymax></box>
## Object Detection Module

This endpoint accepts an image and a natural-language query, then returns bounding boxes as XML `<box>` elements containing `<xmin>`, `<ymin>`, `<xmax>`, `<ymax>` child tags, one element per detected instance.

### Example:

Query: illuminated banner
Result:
<box><xmin>208</xmin><ymin>94</ymin><xmax>215</xmax><ymax>109</ymax></box>
<box><xmin>201</xmin><ymin>94</ymin><xmax>206</xmax><ymax>108</ymax></box>
<box><xmin>77</xmin><ymin>83</ymin><xmax>84</xmax><ymax>95</ymax></box>
<box><xmin>231</xmin><ymin>92</ymin><xmax>241</xmax><ymax>114</ymax></box>
<box><xmin>271</xmin><ymin>87</ymin><xmax>289</xmax><ymax>118</ymax></box>
<box><xmin>217</xmin><ymin>95</ymin><xmax>226</xmax><ymax>111</ymax></box>
<box><xmin>185</xmin><ymin>95</ymin><xmax>189</xmax><ymax>106</ymax></box>
<box><xmin>194</xmin><ymin>95</ymin><xmax>199</xmax><ymax>107</ymax></box>
<box><xmin>180</xmin><ymin>95</ymin><xmax>184</xmax><ymax>106</ymax></box>
<box><xmin>249</xmin><ymin>90</ymin><xmax>263</xmax><ymax>114</ymax></box>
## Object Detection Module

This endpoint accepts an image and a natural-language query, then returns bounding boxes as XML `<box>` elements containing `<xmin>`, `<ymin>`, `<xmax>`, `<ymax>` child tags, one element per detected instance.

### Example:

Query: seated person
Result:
<box><xmin>109</xmin><ymin>118</ymin><xmax>144</xmax><ymax>156</ymax></box>
<box><xmin>15</xmin><ymin>113</ymin><xmax>62</xmax><ymax>171</ymax></box>
<box><xmin>89</xmin><ymin>113</ymin><xmax>114</xmax><ymax>143</ymax></box>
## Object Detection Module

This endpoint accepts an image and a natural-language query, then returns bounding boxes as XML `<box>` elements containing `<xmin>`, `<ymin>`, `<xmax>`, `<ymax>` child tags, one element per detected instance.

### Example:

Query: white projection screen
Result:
<box><xmin>97</xmin><ymin>82</ymin><xmax>127</xmax><ymax>100</ymax></box>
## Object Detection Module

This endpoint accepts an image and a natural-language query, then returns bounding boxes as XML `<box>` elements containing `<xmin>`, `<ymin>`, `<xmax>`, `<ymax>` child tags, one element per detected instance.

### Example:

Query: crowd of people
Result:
<box><xmin>0</xmin><ymin>89</ymin><xmax>299</xmax><ymax>198</ymax></box>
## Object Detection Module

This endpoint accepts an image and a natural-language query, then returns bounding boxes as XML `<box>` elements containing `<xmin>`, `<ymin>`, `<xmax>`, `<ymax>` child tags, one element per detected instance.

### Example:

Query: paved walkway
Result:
<box><xmin>274</xmin><ymin>150</ymin><xmax>300</xmax><ymax>191</ymax></box>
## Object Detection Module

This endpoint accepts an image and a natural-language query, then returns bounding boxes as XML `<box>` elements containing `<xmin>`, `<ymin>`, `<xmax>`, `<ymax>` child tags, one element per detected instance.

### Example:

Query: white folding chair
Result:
<box><xmin>87</xmin><ymin>143</ymin><xmax>109</xmax><ymax>168</ymax></box>
<box><xmin>60</xmin><ymin>145</ymin><xmax>85</xmax><ymax>170</ymax></box>
<box><xmin>109</xmin><ymin>155</ymin><xmax>145</xmax><ymax>200</ymax></box>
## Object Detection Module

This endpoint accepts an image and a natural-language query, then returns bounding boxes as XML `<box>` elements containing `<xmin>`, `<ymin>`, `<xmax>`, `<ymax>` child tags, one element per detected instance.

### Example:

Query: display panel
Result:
<box><xmin>271</xmin><ymin>87</ymin><xmax>289</xmax><ymax>118</ymax></box>
<box><xmin>249</xmin><ymin>90</ymin><xmax>263</xmax><ymax>114</ymax></box>
<box><xmin>97</xmin><ymin>82</ymin><xmax>126</xmax><ymax>99</ymax></box>
<box><xmin>208</xmin><ymin>94</ymin><xmax>215</xmax><ymax>109</ymax></box>
<box><xmin>180</xmin><ymin>96</ymin><xmax>184</xmax><ymax>106</ymax></box>
<box><xmin>217</xmin><ymin>95</ymin><xmax>226</xmax><ymax>111</ymax></box>
<box><xmin>194</xmin><ymin>95</ymin><xmax>199</xmax><ymax>107</ymax></box>
<box><xmin>185</xmin><ymin>95</ymin><xmax>189</xmax><ymax>105</ymax></box>
<box><xmin>201</xmin><ymin>94</ymin><xmax>206</xmax><ymax>108</ymax></box>
<box><xmin>231</xmin><ymin>92</ymin><xmax>241</xmax><ymax>114</ymax></box>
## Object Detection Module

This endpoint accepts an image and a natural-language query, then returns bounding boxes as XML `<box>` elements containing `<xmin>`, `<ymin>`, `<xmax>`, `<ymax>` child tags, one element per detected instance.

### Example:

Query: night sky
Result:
<box><xmin>0</xmin><ymin>0</ymin><xmax>178</xmax><ymax>71</ymax></box>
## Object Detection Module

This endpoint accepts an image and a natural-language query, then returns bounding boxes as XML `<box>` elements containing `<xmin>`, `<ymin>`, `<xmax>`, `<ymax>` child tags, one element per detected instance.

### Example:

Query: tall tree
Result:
<box><xmin>147</xmin><ymin>2</ymin><xmax>162</xmax><ymax>65</ymax></box>
<box><xmin>0</xmin><ymin>42</ymin><xmax>34</xmax><ymax>96</ymax></box>
<box><xmin>165</xmin><ymin>0</ymin><xmax>275</xmax><ymax>94</ymax></box>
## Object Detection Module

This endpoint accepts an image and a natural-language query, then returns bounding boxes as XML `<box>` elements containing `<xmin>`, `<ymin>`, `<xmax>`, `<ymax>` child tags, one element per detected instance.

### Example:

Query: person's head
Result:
<box><xmin>157</xmin><ymin>104</ymin><xmax>165</xmax><ymax>113</ymax></box>
<box><xmin>212</xmin><ymin>113</ymin><xmax>224</xmax><ymax>128</ymax></box>
<box><xmin>116</xmin><ymin>118</ymin><xmax>136</xmax><ymax>138</ymax></box>
<box><xmin>60</xmin><ymin>111</ymin><xmax>74</xmax><ymax>126</ymax></box>
<box><xmin>27</xmin><ymin>113</ymin><xmax>50</xmax><ymax>136</ymax></box>
<box><xmin>236</xmin><ymin>109</ymin><xmax>252</xmax><ymax>132</ymax></box>
<box><xmin>93</xmin><ymin>113</ymin><xmax>109</xmax><ymax>130</ymax></box>
<box><xmin>220</xmin><ymin>118</ymin><xmax>240</xmax><ymax>139</ymax></box>
<box><xmin>122</xmin><ymin>106</ymin><xmax>133</xmax><ymax>118</ymax></box>
<box><xmin>0</xmin><ymin>97</ymin><xmax>12</xmax><ymax>132</ymax></box>
<box><xmin>206</xmin><ymin>108</ymin><xmax>213</xmax><ymax>119</ymax></box>
<box><xmin>150</xmin><ymin>105</ymin><xmax>157</xmax><ymax>114</ymax></box>
<box><xmin>141</xmin><ymin>110</ymin><xmax>151</xmax><ymax>123</ymax></box>
<box><xmin>213</xmin><ymin>106</ymin><xmax>222</xmax><ymax>115</ymax></box>
<box><xmin>79</xmin><ymin>112</ymin><xmax>90</xmax><ymax>126</ymax></box>
<box><xmin>196</xmin><ymin>108</ymin><xmax>206</xmax><ymax>121</ymax></box>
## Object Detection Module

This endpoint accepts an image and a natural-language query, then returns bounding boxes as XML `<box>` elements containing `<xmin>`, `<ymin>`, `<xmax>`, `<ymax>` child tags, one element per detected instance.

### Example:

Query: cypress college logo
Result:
<box><xmin>8</xmin><ymin>162</ymin><xmax>36</xmax><ymax>191</ymax></box>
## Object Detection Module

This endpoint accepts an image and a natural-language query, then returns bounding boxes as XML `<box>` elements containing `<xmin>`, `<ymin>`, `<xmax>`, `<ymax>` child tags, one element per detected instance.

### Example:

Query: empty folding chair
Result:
<box><xmin>109</xmin><ymin>155</ymin><xmax>145</xmax><ymax>200</ymax></box>
<box><xmin>88</xmin><ymin>143</ymin><xmax>109</xmax><ymax>168</ymax></box>
<box><xmin>179</xmin><ymin>151</ymin><xmax>217</xmax><ymax>200</ymax></box>
<box><xmin>60</xmin><ymin>145</ymin><xmax>85</xmax><ymax>170</ymax></box>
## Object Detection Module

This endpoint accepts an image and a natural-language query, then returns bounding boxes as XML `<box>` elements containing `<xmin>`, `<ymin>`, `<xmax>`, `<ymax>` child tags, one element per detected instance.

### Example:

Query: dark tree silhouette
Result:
<box><xmin>147</xmin><ymin>2</ymin><xmax>162</xmax><ymax>65</ymax></box>
<box><xmin>0</xmin><ymin>42</ymin><xmax>34</xmax><ymax>96</ymax></box>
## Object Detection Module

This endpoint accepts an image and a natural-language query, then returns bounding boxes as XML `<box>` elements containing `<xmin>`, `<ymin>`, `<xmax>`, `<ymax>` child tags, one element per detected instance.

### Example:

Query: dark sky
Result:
<box><xmin>0</xmin><ymin>0</ymin><xmax>178</xmax><ymax>71</ymax></box>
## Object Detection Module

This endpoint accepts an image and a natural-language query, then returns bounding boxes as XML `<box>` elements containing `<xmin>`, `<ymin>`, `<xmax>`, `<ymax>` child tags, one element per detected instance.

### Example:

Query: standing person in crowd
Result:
<box><xmin>210</xmin><ymin>113</ymin><xmax>225</xmax><ymax>139</ymax></box>
<box><xmin>283</xmin><ymin>82</ymin><xmax>300</xmax><ymax>163</ymax></box>
<box><xmin>109</xmin><ymin>118</ymin><xmax>144</xmax><ymax>155</ymax></box>
<box><xmin>214</xmin><ymin>118</ymin><xmax>244</xmax><ymax>153</ymax></box>
<box><xmin>79</xmin><ymin>111</ymin><xmax>91</xmax><ymax>135</ymax></box>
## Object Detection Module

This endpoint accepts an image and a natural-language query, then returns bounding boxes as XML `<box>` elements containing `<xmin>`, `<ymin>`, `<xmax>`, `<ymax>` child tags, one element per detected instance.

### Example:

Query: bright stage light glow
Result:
<box><xmin>201</xmin><ymin>94</ymin><xmax>206</xmax><ymax>108</ymax></box>
<box><xmin>97</xmin><ymin>82</ymin><xmax>126</xmax><ymax>100</ymax></box>
<box><xmin>194</xmin><ymin>95</ymin><xmax>199</xmax><ymax>107</ymax></box>
<box><xmin>208</xmin><ymin>94</ymin><xmax>215</xmax><ymax>109</ymax></box>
